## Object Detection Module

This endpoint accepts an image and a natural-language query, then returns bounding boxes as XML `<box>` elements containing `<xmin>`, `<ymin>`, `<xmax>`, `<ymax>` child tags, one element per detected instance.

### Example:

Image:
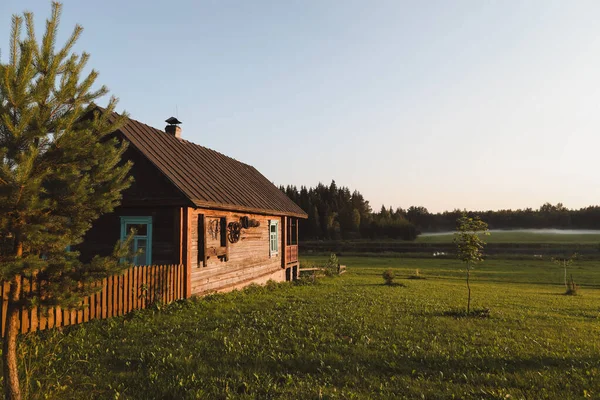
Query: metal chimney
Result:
<box><xmin>165</xmin><ymin>117</ymin><xmax>182</xmax><ymax>138</ymax></box>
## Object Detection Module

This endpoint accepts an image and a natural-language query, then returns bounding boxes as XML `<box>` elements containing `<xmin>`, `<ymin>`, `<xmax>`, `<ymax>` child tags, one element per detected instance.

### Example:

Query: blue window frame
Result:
<box><xmin>269</xmin><ymin>220</ymin><xmax>279</xmax><ymax>257</ymax></box>
<box><xmin>120</xmin><ymin>216</ymin><xmax>153</xmax><ymax>266</ymax></box>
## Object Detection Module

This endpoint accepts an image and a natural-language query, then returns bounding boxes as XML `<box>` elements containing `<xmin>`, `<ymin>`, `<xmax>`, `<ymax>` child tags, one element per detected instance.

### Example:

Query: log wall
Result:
<box><xmin>188</xmin><ymin>209</ymin><xmax>295</xmax><ymax>295</ymax></box>
<box><xmin>78</xmin><ymin>206</ymin><xmax>180</xmax><ymax>265</ymax></box>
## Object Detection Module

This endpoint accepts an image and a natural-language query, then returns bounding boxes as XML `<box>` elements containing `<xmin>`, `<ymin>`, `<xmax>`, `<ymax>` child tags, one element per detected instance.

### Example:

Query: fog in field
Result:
<box><xmin>421</xmin><ymin>229</ymin><xmax>600</xmax><ymax>236</ymax></box>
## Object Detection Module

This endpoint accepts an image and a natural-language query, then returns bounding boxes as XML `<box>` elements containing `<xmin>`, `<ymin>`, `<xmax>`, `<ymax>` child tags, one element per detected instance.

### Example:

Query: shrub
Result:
<box><xmin>324</xmin><ymin>253</ymin><xmax>340</xmax><ymax>277</ymax></box>
<box><xmin>382</xmin><ymin>269</ymin><xmax>395</xmax><ymax>286</ymax></box>
<box><xmin>326</xmin><ymin>253</ymin><xmax>339</xmax><ymax>268</ymax></box>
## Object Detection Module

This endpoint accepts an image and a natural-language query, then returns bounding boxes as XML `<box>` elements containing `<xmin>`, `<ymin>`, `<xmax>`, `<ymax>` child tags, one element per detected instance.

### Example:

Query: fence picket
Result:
<box><xmin>125</xmin><ymin>269</ymin><xmax>131</xmax><ymax>313</ymax></box>
<box><xmin>0</xmin><ymin>264</ymin><xmax>183</xmax><ymax>336</ymax></box>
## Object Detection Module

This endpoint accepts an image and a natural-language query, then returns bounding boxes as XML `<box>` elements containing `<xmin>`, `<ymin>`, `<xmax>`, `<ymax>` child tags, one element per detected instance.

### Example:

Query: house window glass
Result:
<box><xmin>120</xmin><ymin>216</ymin><xmax>153</xmax><ymax>266</ymax></box>
<box><xmin>287</xmin><ymin>217</ymin><xmax>298</xmax><ymax>246</ymax></box>
<box><xmin>269</xmin><ymin>220</ymin><xmax>279</xmax><ymax>256</ymax></box>
<box><xmin>220</xmin><ymin>217</ymin><xmax>227</xmax><ymax>247</ymax></box>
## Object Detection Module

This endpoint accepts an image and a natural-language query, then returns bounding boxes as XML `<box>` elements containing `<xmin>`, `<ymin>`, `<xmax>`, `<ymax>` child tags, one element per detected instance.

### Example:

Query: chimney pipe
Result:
<box><xmin>165</xmin><ymin>124</ymin><xmax>182</xmax><ymax>138</ymax></box>
<box><xmin>165</xmin><ymin>117</ymin><xmax>182</xmax><ymax>139</ymax></box>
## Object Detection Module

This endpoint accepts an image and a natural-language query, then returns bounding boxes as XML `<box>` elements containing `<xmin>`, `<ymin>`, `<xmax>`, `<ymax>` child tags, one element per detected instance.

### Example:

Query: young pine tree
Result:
<box><xmin>0</xmin><ymin>3</ymin><xmax>132</xmax><ymax>398</ymax></box>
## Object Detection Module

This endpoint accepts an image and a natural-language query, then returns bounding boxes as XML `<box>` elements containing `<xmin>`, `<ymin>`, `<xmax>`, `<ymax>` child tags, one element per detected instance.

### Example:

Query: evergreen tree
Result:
<box><xmin>0</xmin><ymin>4</ymin><xmax>132</xmax><ymax>398</ymax></box>
<box><xmin>351</xmin><ymin>209</ymin><xmax>361</xmax><ymax>232</ymax></box>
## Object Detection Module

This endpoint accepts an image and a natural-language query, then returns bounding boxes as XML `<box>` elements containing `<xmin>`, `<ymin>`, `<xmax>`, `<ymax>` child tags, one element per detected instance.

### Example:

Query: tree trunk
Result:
<box><xmin>3</xmin><ymin>278</ymin><xmax>22</xmax><ymax>400</ymax></box>
<box><xmin>564</xmin><ymin>261</ymin><xmax>568</xmax><ymax>291</ymax></box>
<box><xmin>466</xmin><ymin>267</ymin><xmax>471</xmax><ymax>313</ymax></box>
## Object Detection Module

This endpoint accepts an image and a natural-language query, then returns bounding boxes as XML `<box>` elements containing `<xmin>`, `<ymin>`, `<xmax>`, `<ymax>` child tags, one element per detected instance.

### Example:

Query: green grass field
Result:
<box><xmin>6</xmin><ymin>256</ymin><xmax>600</xmax><ymax>399</ymax></box>
<box><xmin>417</xmin><ymin>230</ymin><xmax>600</xmax><ymax>244</ymax></box>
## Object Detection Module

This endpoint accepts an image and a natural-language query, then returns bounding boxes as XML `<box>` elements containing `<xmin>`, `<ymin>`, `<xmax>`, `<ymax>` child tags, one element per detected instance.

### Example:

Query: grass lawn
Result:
<box><xmin>7</xmin><ymin>257</ymin><xmax>600</xmax><ymax>399</ymax></box>
<box><xmin>416</xmin><ymin>231</ymin><xmax>600</xmax><ymax>244</ymax></box>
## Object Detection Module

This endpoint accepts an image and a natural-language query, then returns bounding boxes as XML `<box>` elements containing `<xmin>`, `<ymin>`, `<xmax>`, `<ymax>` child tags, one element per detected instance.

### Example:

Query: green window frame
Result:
<box><xmin>120</xmin><ymin>216</ymin><xmax>153</xmax><ymax>266</ymax></box>
<box><xmin>269</xmin><ymin>220</ymin><xmax>279</xmax><ymax>257</ymax></box>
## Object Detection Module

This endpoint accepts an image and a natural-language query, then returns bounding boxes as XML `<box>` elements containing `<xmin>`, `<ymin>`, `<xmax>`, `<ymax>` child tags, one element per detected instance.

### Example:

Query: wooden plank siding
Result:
<box><xmin>0</xmin><ymin>264</ymin><xmax>184</xmax><ymax>337</ymax></box>
<box><xmin>77</xmin><ymin>206</ymin><xmax>181</xmax><ymax>266</ymax></box>
<box><xmin>188</xmin><ymin>208</ymin><xmax>293</xmax><ymax>295</ymax></box>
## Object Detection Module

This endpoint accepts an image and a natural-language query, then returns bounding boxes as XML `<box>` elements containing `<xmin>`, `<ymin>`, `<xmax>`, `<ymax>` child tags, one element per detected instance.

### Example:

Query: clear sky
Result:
<box><xmin>2</xmin><ymin>1</ymin><xmax>600</xmax><ymax>213</ymax></box>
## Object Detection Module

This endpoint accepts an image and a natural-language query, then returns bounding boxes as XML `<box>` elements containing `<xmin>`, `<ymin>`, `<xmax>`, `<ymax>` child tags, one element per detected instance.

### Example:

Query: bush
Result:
<box><xmin>326</xmin><ymin>253</ymin><xmax>339</xmax><ymax>268</ymax></box>
<box><xmin>382</xmin><ymin>269</ymin><xmax>395</xmax><ymax>286</ymax></box>
<box><xmin>324</xmin><ymin>253</ymin><xmax>340</xmax><ymax>277</ymax></box>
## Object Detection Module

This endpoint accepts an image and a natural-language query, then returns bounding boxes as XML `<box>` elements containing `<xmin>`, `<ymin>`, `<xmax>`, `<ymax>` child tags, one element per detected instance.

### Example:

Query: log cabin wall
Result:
<box><xmin>188</xmin><ymin>208</ymin><xmax>294</xmax><ymax>295</ymax></box>
<box><xmin>78</xmin><ymin>141</ymin><xmax>188</xmax><ymax>266</ymax></box>
<box><xmin>78</xmin><ymin>206</ymin><xmax>180</xmax><ymax>265</ymax></box>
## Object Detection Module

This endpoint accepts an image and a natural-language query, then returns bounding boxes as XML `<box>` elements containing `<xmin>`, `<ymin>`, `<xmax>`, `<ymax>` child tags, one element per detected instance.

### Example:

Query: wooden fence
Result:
<box><xmin>0</xmin><ymin>264</ymin><xmax>185</xmax><ymax>336</ymax></box>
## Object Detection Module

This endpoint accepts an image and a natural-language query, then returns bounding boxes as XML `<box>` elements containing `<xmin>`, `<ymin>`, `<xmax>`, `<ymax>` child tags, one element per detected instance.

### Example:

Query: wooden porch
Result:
<box><xmin>285</xmin><ymin>244</ymin><xmax>298</xmax><ymax>264</ymax></box>
<box><xmin>283</xmin><ymin>216</ymin><xmax>299</xmax><ymax>265</ymax></box>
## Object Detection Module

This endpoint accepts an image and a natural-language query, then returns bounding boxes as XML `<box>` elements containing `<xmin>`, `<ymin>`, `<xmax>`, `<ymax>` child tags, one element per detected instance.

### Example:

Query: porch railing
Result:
<box><xmin>285</xmin><ymin>245</ymin><xmax>298</xmax><ymax>264</ymax></box>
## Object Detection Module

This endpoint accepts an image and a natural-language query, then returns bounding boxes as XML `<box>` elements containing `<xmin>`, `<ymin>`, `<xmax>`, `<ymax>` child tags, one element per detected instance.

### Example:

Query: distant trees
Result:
<box><xmin>281</xmin><ymin>182</ymin><xmax>600</xmax><ymax>241</ymax></box>
<box><xmin>280</xmin><ymin>182</ymin><xmax>417</xmax><ymax>241</ymax></box>
<box><xmin>400</xmin><ymin>203</ymin><xmax>600</xmax><ymax>233</ymax></box>
<box><xmin>423</xmin><ymin>203</ymin><xmax>587</xmax><ymax>232</ymax></box>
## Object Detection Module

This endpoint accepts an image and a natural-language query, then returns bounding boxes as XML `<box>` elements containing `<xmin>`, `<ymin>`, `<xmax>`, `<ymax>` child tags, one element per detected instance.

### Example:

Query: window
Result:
<box><xmin>220</xmin><ymin>217</ymin><xmax>227</xmax><ymax>247</ymax></box>
<box><xmin>287</xmin><ymin>217</ymin><xmax>298</xmax><ymax>246</ymax></box>
<box><xmin>120</xmin><ymin>216</ymin><xmax>153</xmax><ymax>266</ymax></box>
<box><xmin>269</xmin><ymin>220</ymin><xmax>279</xmax><ymax>256</ymax></box>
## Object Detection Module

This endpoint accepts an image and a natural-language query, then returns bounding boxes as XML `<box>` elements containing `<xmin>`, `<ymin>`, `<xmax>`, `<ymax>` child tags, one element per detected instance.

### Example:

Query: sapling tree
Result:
<box><xmin>0</xmin><ymin>3</ymin><xmax>132</xmax><ymax>399</ymax></box>
<box><xmin>552</xmin><ymin>253</ymin><xmax>577</xmax><ymax>294</ymax></box>
<box><xmin>453</xmin><ymin>213</ymin><xmax>489</xmax><ymax>313</ymax></box>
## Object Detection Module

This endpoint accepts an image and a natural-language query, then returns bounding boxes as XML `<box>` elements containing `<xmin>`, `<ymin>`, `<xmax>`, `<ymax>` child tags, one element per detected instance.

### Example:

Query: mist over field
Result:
<box><xmin>421</xmin><ymin>229</ymin><xmax>600</xmax><ymax>236</ymax></box>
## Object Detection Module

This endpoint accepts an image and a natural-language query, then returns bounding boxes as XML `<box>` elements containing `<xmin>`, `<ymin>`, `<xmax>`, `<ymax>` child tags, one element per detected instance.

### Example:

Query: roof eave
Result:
<box><xmin>191</xmin><ymin>199</ymin><xmax>308</xmax><ymax>219</ymax></box>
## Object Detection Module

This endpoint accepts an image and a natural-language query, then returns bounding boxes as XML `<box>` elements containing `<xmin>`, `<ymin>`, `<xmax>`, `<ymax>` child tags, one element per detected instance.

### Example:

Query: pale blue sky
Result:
<box><xmin>2</xmin><ymin>1</ymin><xmax>600</xmax><ymax>212</ymax></box>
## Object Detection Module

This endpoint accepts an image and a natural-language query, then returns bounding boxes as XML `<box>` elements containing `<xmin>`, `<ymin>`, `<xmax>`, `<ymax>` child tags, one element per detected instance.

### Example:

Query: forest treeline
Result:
<box><xmin>281</xmin><ymin>181</ymin><xmax>600</xmax><ymax>241</ymax></box>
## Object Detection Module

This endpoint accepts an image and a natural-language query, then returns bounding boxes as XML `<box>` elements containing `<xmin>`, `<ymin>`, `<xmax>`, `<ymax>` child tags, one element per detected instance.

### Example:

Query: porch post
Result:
<box><xmin>181</xmin><ymin>207</ymin><xmax>192</xmax><ymax>298</ymax></box>
<box><xmin>282</xmin><ymin>216</ymin><xmax>287</xmax><ymax>268</ymax></box>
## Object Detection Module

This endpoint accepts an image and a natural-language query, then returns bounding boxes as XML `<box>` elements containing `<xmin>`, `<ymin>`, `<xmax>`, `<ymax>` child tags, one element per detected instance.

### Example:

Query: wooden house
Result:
<box><xmin>78</xmin><ymin>114</ymin><xmax>307</xmax><ymax>297</ymax></box>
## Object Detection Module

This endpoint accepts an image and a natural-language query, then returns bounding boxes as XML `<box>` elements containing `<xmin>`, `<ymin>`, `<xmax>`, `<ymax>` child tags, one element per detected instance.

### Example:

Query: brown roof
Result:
<box><xmin>116</xmin><ymin>115</ymin><xmax>307</xmax><ymax>218</ymax></box>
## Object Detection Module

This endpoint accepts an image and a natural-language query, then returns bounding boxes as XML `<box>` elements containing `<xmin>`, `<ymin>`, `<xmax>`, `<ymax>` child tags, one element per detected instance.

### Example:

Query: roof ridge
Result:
<box><xmin>122</xmin><ymin>114</ymin><xmax>255</xmax><ymax>169</ymax></box>
<box><xmin>114</xmin><ymin>112</ymin><xmax>307</xmax><ymax>218</ymax></box>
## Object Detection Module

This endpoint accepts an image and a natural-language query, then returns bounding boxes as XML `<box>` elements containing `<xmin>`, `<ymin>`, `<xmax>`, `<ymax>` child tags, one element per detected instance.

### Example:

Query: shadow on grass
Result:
<box><xmin>366</xmin><ymin>273</ymin><xmax>600</xmax><ymax>289</ymax></box>
<box><xmin>441</xmin><ymin>308</ymin><xmax>491</xmax><ymax>319</ymax></box>
<box><xmin>346</xmin><ymin>283</ymin><xmax>407</xmax><ymax>287</ymax></box>
<box><xmin>167</xmin><ymin>348</ymin><xmax>600</xmax><ymax>393</ymax></box>
<box><xmin>383</xmin><ymin>282</ymin><xmax>407</xmax><ymax>287</ymax></box>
